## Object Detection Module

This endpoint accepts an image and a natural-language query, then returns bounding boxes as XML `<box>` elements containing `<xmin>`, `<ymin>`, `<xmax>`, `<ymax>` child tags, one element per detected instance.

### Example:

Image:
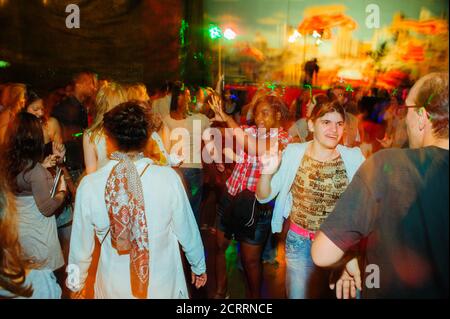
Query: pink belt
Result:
<box><xmin>290</xmin><ymin>222</ymin><xmax>315</xmax><ymax>240</ymax></box>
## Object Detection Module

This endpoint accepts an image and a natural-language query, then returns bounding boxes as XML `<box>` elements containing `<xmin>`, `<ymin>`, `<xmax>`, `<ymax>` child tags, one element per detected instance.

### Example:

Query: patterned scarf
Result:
<box><xmin>105</xmin><ymin>152</ymin><xmax>149</xmax><ymax>298</ymax></box>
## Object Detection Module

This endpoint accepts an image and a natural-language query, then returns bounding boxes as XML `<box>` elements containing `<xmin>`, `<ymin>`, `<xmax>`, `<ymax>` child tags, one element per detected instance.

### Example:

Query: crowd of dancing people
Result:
<box><xmin>0</xmin><ymin>71</ymin><xmax>448</xmax><ymax>299</ymax></box>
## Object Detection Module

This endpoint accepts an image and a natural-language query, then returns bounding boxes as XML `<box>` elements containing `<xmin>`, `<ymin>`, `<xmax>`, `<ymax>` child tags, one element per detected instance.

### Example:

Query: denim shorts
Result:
<box><xmin>217</xmin><ymin>191</ymin><xmax>272</xmax><ymax>246</ymax></box>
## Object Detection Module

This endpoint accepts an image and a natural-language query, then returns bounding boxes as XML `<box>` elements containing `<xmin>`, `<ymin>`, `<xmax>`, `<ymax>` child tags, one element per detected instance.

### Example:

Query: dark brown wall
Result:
<box><xmin>0</xmin><ymin>0</ymin><xmax>182</xmax><ymax>90</ymax></box>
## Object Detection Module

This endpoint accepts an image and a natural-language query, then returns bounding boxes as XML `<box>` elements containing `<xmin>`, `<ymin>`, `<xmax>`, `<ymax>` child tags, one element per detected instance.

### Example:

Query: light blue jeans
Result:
<box><xmin>285</xmin><ymin>230</ymin><xmax>332</xmax><ymax>299</ymax></box>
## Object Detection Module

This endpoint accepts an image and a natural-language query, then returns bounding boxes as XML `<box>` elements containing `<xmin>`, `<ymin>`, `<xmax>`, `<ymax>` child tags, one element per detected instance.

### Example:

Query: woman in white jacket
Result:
<box><xmin>68</xmin><ymin>102</ymin><xmax>206</xmax><ymax>299</ymax></box>
<box><xmin>257</xmin><ymin>98</ymin><xmax>365</xmax><ymax>299</ymax></box>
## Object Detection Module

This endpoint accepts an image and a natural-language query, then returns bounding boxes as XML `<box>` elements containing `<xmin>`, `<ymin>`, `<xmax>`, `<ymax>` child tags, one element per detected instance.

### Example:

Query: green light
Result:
<box><xmin>180</xmin><ymin>19</ymin><xmax>188</xmax><ymax>47</ymax></box>
<box><xmin>191</xmin><ymin>184</ymin><xmax>199</xmax><ymax>196</ymax></box>
<box><xmin>208</xmin><ymin>25</ymin><xmax>222</xmax><ymax>39</ymax></box>
<box><xmin>345</xmin><ymin>84</ymin><xmax>354</xmax><ymax>92</ymax></box>
<box><xmin>0</xmin><ymin>60</ymin><xmax>10</xmax><ymax>68</ymax></box>
<box><xmin>383</xmin><ymin>163</ymin><xmax>392</xmax><ymax>174</ymax></box>
<box><xmin>391</xmin><ymin>88</ymin><xmax>398</xmax><ymax>97</ymax></box>
<box><xmin>426</xmin><ymin>93</ymin><xmax>434</xmax><ymax>107</ymax></box>
<box><xmin>72</xmin><ymin>132</ymin><xmax>83</xmax><ymax>137</ymax></box>
<box><xmin>304</xmin><ymin>84</ymin><xmax>312</xmax><ymax>97</ymax></box>
<box><xmin>265</xmin><ymin>82</ymin><xmax>277</xmax><ymax>91</ymax></box>
<box><xmin>225</xmin><ymin>240</ymin><xmax>238</xmax><ymax>274</ymax></box>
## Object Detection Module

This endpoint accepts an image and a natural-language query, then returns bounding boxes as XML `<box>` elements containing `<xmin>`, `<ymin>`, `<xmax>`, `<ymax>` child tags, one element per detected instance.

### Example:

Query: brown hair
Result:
<box><xmin>309</xmin><ymin>98</ymin><xmax>346</xmax><ymax>123</ymax></box>
<box><xmin>412</xmin><ymin>72</ymin><xmax>449</xmax><ymax>139</ymax></box>
<box><xmin>3</xmin><ymin>112</ymin><xmax>45</xmax><ymax>193</ymax></box>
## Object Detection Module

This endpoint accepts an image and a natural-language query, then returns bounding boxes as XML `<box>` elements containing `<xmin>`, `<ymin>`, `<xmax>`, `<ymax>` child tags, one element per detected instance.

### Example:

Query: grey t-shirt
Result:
<box><xmin>321</xmin><ymin>147</ymin><xmax>449</xmax><ymax>298</ymax></box>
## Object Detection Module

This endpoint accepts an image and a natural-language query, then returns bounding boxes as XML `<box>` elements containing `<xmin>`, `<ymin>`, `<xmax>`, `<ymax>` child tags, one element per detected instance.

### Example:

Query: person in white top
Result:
<box><xmin>163</xmin><ymin>82</ymin><xmax>210</xmax><ymax>224</ymax></box>
<box><xmin>83</xmin><ymin>82</ymin><xmax>128</xmax><ymax>174</ymax></box>
<box><xmin>68</xmin><ymin>102</ymin><xmax>206</xmax><ymax>299</ymax></box>
<box><xmin>0</xmin><ymin>174</ymin><xmax>61</xmax><ymax>299</ymax></box>
<box><xmin>151</xmin><ymin>83</ymin><xmax>172</xmax><ymax>118</ymax></box>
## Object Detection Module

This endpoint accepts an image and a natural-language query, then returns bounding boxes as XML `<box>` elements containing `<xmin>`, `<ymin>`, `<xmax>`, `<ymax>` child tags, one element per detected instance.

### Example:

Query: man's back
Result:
<box><xmin>361</xmin><ymin>147</ymin><xmax>448</xmax><ymax>298</ymax></box>
<box><xmin>51</xmin><ymin>95</ymin><xmax>87</xmax><ymax>134</ymax></box>
<box><xmin>322</xmin><ymin>147</ymin><xmax>449</xmax><ymax>298</ymax></box>
<box><xmin>51</xmin><ymin>95</ymin><xmax>87</xmax><ymax>176</ymax></box>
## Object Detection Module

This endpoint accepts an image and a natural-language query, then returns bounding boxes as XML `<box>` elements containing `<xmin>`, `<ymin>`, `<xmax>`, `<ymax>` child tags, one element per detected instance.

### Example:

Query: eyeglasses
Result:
<box><xmin>395</xmin><ymin>104</ymin><xmax>417</xmax><ymax>117</ymax></box>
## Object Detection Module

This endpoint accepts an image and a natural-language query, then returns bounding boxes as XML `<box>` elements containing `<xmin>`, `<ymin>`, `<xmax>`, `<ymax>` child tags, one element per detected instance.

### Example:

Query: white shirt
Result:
<box><xmin>163</xmin><ymin>113</ymin><xmax>210</xmax><ymax>169</ymax></box>
<box><xmin>69</xmin><ymin>158</ymin><xmax>206</xmax><ymax>298</ymax></box>
<box><xmin>152</xmin><ymin>95</ymin><xmax>171</xmax><ymax>118</ymax></box>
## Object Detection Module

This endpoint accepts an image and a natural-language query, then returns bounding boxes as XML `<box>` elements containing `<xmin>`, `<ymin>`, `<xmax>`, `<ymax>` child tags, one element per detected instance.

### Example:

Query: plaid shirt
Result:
<box><xmin>226</xmin><ymin>125</ymin><xmax>291</xmax><ymax>196</ymax></box>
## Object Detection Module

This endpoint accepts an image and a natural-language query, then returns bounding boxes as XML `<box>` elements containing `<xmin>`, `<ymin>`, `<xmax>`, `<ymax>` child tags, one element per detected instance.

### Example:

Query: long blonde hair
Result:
<box><xmin>88</xmin><ymin>82</ymin><xmax>128</xmax><ymax>142</ymax></box>
<box><xmin>0</xmin><ymin>175</ymin><xmax>32</xmax><ymax>298</ymax></box>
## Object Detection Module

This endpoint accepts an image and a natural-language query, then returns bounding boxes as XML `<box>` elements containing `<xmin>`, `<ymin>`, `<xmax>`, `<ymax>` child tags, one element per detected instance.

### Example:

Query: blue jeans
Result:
<box><xmin>285</xmin><ymin>230</ymin><xmax>332</xmax><ymax>299</ymax></box>
<box><xmin>179</xmin><ymin>168</ymin><xmax>204</xmax><ymax>225</ymax></box>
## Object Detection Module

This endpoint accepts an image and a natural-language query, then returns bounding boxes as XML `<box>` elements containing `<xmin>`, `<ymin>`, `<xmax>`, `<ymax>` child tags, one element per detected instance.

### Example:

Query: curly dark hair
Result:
<box><xmin>2</xmin><ymin>112</ymin><xmax>44</xmax><ymax>193</ymax></box>
<box><xmin>253</xmin><ymin>95</ymin><xmax>290</xmax><ymax>121</ymax></box>
<box><xmin>103</xmin><ymin>101</ymin><xmax>150</xmax><ymax>152</ymax></box>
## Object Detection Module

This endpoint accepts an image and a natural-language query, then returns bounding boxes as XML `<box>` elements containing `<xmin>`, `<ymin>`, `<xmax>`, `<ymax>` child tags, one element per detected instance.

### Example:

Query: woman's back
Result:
<box><xmin>84</xmin><ymin>130</ymin><xmax>109</xmax><ymax>173</ymax></box>
<box><xmin>15</xmin><ymin>163</ymin><xmax>64</xmax><ymax>271</ymax></box>
<box><xmin>93</xmin><ymin>133</ymin><xmax>108</xmax><ymax>169</ymax></box>
<box><xmin>70</xmin><ymin>158</ymin><xmax>205</xmax><ymax>298</ymax></box>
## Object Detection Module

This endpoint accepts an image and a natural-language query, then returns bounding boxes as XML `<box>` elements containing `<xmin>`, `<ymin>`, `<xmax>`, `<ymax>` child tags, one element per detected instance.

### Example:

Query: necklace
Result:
<box><xmin>307</xmin><ymin>144</ymin><xmax>339</xmax><ymax>162</ymax></box>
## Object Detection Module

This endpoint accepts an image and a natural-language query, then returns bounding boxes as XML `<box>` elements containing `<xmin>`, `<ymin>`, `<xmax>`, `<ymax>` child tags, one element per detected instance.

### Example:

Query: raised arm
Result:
<box><xmin>47</xmin><ymin>117</ymin><xmax>63</xmax><ymax>144</ymax></box>
<box><xmin>208</xmin><ymin>95</ymin><xmax>278</xmax><ymax>157</ymax></box>
<box><xmin>256</xmin><ymin>149</ymin><xmax>282</xmax><ymax>201</ymax></box>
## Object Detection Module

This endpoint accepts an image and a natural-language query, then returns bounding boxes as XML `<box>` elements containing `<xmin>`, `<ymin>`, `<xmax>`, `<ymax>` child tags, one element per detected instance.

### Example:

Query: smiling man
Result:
<box><xmin>311</xmin><ymin>73</ymin><xmax>449</xmax><ymax>298</ymax></box>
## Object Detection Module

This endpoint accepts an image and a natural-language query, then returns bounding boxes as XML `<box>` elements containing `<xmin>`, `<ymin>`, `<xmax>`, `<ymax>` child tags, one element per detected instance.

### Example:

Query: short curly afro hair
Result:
<box><xmin>103</xmin><ymin>101</ymin><xmax>150</xmax><ymax>152</ymax></box>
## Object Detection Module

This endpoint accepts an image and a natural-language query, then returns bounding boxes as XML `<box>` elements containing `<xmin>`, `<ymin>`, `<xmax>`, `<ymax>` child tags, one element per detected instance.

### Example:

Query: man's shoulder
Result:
<box><xmin>362</xmin><ymin>148</ymin><xmax>404</xmax><ymax>167</ymax></box>
<box><xmin>357</xmin><ymin>148</ymin><xmax>421</xmax><ymax>180</ymax></box>
<box><xmin>371</xmin><ymin>147</ymin><xmax>439</xmax><ymax>163</ymax></box>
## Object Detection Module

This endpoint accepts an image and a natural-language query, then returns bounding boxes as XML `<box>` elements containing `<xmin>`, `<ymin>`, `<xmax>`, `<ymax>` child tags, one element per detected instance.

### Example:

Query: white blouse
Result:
<box><xmin>68</xmin><ymin>158</ymin><xmax>206</xmax><ymax>298</ymax></box>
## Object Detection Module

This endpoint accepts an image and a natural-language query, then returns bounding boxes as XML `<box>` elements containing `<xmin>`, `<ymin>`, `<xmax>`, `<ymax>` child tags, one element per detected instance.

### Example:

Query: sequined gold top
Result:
<box><xmin>290</xmin><ymin>154</ymin><xmax>348</xmax><ymax>231</ymax></box>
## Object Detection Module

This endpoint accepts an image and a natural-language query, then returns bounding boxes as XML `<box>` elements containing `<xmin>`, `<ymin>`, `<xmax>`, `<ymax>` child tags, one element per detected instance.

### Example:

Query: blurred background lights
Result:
<box><xmin>223</xmin><ymin>28</ymin><xmax>236</xmax><ymax>40</ymax></box>
<box><xmin>208</xmin><ymin>24</ymin><xmax>222</xmax><ymax>39</ymax></box>
<box><xmin>288</xmin><ymin>30</ymin><xmax>302</xmax><ymax>43</ymax></box>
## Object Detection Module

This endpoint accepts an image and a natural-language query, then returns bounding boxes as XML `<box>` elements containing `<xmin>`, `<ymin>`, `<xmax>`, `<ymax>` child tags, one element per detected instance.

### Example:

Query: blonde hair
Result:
<box><xmin>88</xmin><ymin>82</ymin><xmax>128</xmax><ymax>142</ymax></box>
<box><xmin>0</xmin><ymin>176</ymin><xmax>32</xmax><ymax>297</ymax></box>
<box><xmin>126</xmin><ymin>83</ymin><xmax>149</xmax><ymax>103</ymax></box>
<box><xmin>0</xmin><ymin>83</ymin><xmax>26</xmax><ymax>113</ymax></box>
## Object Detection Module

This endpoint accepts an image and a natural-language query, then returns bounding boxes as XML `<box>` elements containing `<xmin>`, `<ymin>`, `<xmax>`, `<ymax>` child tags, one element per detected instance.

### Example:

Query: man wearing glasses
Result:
<box><xmin>311</xmin><ymin>73</ymin><xmax>449</xmax><ymax>298</ymax></box>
